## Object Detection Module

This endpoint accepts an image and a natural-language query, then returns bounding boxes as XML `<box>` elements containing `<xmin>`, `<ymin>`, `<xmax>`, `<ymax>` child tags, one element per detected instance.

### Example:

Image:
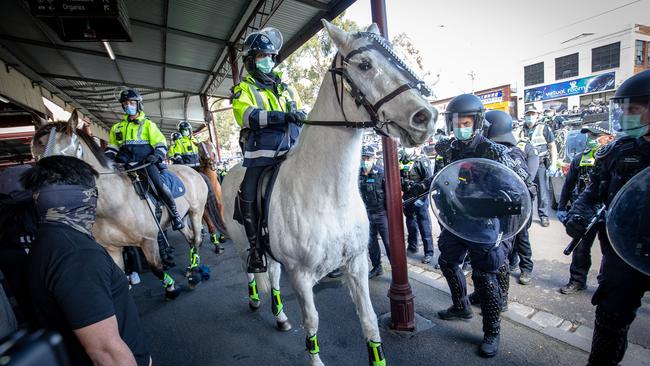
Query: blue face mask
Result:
<box><xmin>361</xmin><ymin>161</ymin><xmax>373</xmax><ymax>171</ymax></box>
<box><xmin>453</xmin><ymin>127</ymin><xmax>474</xmax><ymax>141</ymax></box>
<box><xmin>124</xmin><ymin>105</ymin><xmax>138</xmax><ymax>116</ymax></box>
<box><xmin>620</xmin><ymin>115</ymin><xmax>650</xmax><ymax>138</ymax></box>
<box><xmin>256</xmin><ymin>56</ymin><xmax>275</xmax><ymax>74</ymax></box>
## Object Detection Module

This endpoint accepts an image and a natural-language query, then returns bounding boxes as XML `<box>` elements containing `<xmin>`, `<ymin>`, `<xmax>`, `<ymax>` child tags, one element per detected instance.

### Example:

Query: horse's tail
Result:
<box><xmin>200</xmin><ymin>172</ymin><xmax>228</xmax><ymax>237</ymax></box>
<box><xmin>254</xmin><ymin>272</ymin><xmax>271</xmax><ymax>294</ymax></box>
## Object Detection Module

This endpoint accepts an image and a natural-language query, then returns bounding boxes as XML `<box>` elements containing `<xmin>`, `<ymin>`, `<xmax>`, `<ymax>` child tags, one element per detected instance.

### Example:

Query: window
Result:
<box><xmin>592</xmin><ymin>42</ymin><xmax>620</xmax><ymax>72</ymax></box>
<box><xmin>555</xmin><ymin>53</ymin><xmax>579</xmax><ymax>79</ymax></box>
<box><xmin>635</xmin><ymin>40</ymin><xmax>644</xmax><ymax>66</ymax></box>
<box><xmin>524</xmin><ymin>62</ymin><xmax>544</xmax><ymax>86</ymax></box>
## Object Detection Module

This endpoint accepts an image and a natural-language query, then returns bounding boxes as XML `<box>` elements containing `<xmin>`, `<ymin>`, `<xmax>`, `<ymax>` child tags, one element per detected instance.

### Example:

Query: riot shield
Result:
<box><xmin>606</xmin><ymin>166</ymin><xmax>650</xmax><ymax>276</ymax></box>
<box><xmin>430</xmin><ymin>158</ymin><xmax>532</xmax><ymax>244</ymax></box>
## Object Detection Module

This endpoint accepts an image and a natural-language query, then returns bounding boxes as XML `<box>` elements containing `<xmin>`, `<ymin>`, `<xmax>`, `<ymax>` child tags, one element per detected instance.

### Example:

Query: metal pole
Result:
<box><xmin>201</xmin><ymin>93</ymin><xmax>222</xmax><ymax>161</ymax></box>
<box><xmin>371</xmin><ymin>0</ymin><xmax>416</xmax><ymax>331</ymax></box>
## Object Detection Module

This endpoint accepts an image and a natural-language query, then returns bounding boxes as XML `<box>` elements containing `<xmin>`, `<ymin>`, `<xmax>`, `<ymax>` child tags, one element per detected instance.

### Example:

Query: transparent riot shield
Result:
<box><xmin>430</xmin><ymin>158</ymin><xmax>532</xmax><ymax>244</ymax></box>
<box><xmin>606</xmin><ymin>166</ymin><xmax>650</xmax><ymax>276</ymax></box>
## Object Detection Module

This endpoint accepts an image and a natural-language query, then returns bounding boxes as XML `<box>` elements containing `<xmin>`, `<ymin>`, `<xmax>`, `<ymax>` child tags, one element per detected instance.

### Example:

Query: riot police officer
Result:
<box><xmin>105</xmin><ymin>89</ymin><xmax>184</xmax><ymax>230</ymax></box>
<box><xmin>175</xmin><ymin>121</ymin><xmax>200</xmax><ymax>168</ymax></box>
<box><xmin>521</xmin><ymin>105</ymin><xmax>556</xmax><ymax>227</ymax></box>
<box><xmin>558</xmin><ymin>121</ymin><xmax>613</xmax><ymax>295</ymax></box>
<box><xmin>434</xmin><ymin>94</ymin><xmax>532</xmax><ymax>358</ymax></box>
<box><xmin>566</xmin><ymin>70</ymin><xmax>650</xmax><ymax>365</ymax></box>
<box><xmin>232</xmin><ymin>27</ymin><xmax>306</xmax><ymax>273</ymax></box>
<box><xmin>359</xmin><ymin>146</ymin><xmax>391</xmax><ymax>279</ymax></box>
<box><xmin>484</xmin><ymin>110</ymin><xmax>538</xmax><ymax>287</ymax></box>
<box><xmin>400</xmin><ymin>147</ymin><xmax>435</xmax><ymax>264</ymax></box>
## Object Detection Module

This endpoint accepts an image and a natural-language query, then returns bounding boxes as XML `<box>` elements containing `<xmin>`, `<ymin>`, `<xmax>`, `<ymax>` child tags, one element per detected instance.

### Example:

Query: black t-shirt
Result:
<box><xmin>28</xmin><ymin>223</ymin><xmax>149</xmax><ymax>366</ymax></box>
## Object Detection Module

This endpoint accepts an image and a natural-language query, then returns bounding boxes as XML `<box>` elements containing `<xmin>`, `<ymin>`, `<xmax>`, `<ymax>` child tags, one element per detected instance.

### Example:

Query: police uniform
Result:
<box><xmin>521</xmin><ymin>122</ymin><xmax>555</xmax><ymax>220</ymax></box>
<box><xmin>568</xmin><ymin>136</ymin><xmax>650</xmax><ymax>364</ymax></box>
<box><xmin>359</xmin><ymin>164</ymin><xmax>390</xmax><ymax>271</ymax></box>
<box><xmin>401</xmin><ymin>154</ymin><xmax>434</xmax><ymax>258</ymax></box>
<box><xmin>169</xmin><ymin>135</ymin><xmax>200</xmax><ymax>168</ymax></box>
<box><xmin>558</xmin><ymin>146</ymin><xmax>599</xmax><ymax>289</ymax></box>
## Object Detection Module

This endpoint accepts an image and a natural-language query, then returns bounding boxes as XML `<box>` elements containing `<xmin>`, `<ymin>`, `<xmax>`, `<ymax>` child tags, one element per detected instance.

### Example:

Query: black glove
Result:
<box><xmin>286</xmin><ymin>111</ymin><xmax>307</xmax><ymax>125</ymax></box>
<box><xmin>145</xmin><ymin>154</ymin><xmax>161</xmax><ymax>164</ymax></box>
<box><xmin>565</xmin><ymin>215</ymin><xmax>587</xmax><ymax>239</ymax></box>
<box><xmin>114</xmin><ymin>154</ymin><xmax>128</xmax><ymax>164</ymax></box>
<box><xmin>402</xmin><ymin>180</ymin><xmax>414</xmax><ymax>193</ymax></box>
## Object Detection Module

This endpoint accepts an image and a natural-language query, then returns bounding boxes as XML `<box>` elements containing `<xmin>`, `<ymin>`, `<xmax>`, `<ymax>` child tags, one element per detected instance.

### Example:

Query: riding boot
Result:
<box><xmin>587</xmin><ymin>306</ymin><xmax>632</xmax><ymax>366</ymax></box>
<box><xmin>438</xmin><ymin>265</ymin><xmax>473</xmax><ymax>320</ymax></box>
<box><xmin>240</xmin><ymin>197</ymin><xmax>266</xmax><ymax>273</ymax></box>
<box><xmin>472</xmin><ymin>269</ymin><xmax>501</xmax><ymax>358</ymax></box>
<box><xmin>158</xmin><ymin>185</ymin><xmax>184</xmax><ymax>231</ymax></box>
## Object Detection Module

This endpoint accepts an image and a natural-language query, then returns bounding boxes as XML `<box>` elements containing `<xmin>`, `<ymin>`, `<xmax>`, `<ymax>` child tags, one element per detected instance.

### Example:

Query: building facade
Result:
<box><xmin>518</xmin><ymin>24</ymin><xmax>650</xmax><ymax>116</ymax></box>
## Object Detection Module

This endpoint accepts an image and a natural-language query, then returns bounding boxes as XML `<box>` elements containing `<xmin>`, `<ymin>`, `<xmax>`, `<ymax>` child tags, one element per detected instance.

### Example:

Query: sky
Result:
<box><xmin>343</xmin><ymin>0</ymin><xmax>650</xmax><ymax>100</ymax></box>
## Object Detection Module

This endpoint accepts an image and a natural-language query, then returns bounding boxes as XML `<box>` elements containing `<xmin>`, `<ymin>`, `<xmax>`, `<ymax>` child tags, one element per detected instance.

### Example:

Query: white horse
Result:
<box><xmin>31</xmin><ymin>115</ymin><xmax>209</xmax><ymax>298</ymax></box>
<box><xmin>222</xmin><ymin>20</ymin><xmax>437</xmax><ymax>366</ymax></box>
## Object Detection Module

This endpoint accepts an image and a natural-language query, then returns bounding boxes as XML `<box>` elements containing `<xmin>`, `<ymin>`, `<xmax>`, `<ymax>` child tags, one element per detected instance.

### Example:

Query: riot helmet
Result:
<box><xmin>609</xmin><ymin>69</ymin><xmax>650</xmax><ymax>138</ymax></box>
<box><xmin>485</xmin><ymin>110</ymin><xmax>517</xmax><ymax>146</ymax></box>
<box><xmin>178</xmin><ymin>121</ymin><xmax>192</xmax><ymax>137</ymax></box>
<box><xmin>444</xmin><ymin>94</ymin><xmax>485</xmax><ymax>141</ymax></box>
<box><xmin>171</xmin><ymin>132</ymin><xmax>181</xmax><ymax>142</ymax></box>
<box><xmin>243</xmin><ymin>27</ymin><xmax>283</xmax><ymax>74</ymax></box>
<box><xmin>119</xmin><ymin>89</ymin><xmax>143</xmax><ymax>115</ymax></box>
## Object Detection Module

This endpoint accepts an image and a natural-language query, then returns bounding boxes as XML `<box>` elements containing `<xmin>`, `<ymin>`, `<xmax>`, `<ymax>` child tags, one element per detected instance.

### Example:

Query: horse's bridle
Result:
<box><xmin>303</xmin><ymin>32</ymin><xmax>431</xmax><ymax>136</ymax></box>
<box><xmin>42</xmin><ymin>126</ymin><xmax>83</xmax><ymax>160</ymax></box>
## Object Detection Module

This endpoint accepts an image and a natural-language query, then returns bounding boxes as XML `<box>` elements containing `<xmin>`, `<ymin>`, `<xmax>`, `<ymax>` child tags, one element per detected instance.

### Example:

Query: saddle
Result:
<box><xmin>233</xmin><ymin>163</ymin><xmax>283</xmax><ymax>261</ymax></box>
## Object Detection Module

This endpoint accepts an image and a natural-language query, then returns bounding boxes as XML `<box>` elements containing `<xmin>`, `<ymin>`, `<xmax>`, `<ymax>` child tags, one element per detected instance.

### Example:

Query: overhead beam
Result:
<box><xmin>39</xmin><ymin>73</ymin><xmax>198</xmax><ymax>95</ymax></box>
<box><xmin>0</xmin><ymin>35</ymin><xmax>216</xmax><ymax>76</ymax></box>
<box><xmin>130</xmin><ymin>18</ymin><xmax>228</xmax><ymax>45</ymax></box>
<box><xmin>291</xmin><ymin>0</ymin><xmax>329</xmax><ymax>11</ymax></box>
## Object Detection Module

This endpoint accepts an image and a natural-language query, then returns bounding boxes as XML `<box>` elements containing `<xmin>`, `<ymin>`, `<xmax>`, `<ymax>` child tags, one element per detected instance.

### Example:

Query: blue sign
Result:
<box><xmin>478</xmin><ymin>90</ymin><xmax>503</xmax><ymax>105</ymax></box>
<box><xmin>524</xmin><ymin>72</ymin><xmax>615</xmax><ymax>103</ymax></box>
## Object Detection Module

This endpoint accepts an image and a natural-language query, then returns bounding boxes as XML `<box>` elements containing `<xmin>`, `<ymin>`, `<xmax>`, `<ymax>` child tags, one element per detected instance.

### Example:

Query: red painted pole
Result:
<box><xmin>371</xmin><ymin>0</ymin><xmax>416</xmax><ymax>331</ymax></box>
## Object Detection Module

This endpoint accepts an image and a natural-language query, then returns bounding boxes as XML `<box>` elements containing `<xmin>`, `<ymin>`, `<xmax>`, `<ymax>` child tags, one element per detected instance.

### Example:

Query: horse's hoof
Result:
<box><xmin>188</xmin><ymin>273</ymin><xmax>202</xmax><ymax>289</ymax></box>
<box><xmin>214</xmin><ymin>245</ymin><xmax>224</xmax><ymax>255</ymax></box>
<box><xmin>276</xmin><ymin>320</ymin><xmax>292</xmax><ymax>332</ymax></box>
<box><xmin>165</xmin><ymin>287</ymin><xmax>181</xmax><ymax>301</ymax></box>
<box><xmin>249</xmin><ymin>300</ymin><xmax>261</xmax><ymax>312</ymax></box>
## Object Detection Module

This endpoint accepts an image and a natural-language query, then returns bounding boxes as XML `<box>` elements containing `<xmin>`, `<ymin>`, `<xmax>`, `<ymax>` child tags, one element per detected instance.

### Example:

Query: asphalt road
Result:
<box><xmin>131</xmin><ymin>231</ymin><xmax>589</xmax><ymax>366</ymax></box>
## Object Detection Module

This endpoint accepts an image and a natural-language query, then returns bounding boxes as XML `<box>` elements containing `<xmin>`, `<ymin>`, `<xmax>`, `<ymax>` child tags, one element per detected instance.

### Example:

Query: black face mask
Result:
<box><xmin>34</xmin><ymin>185</ymin><xmax>98</xmax><ymax>237</ymax></box>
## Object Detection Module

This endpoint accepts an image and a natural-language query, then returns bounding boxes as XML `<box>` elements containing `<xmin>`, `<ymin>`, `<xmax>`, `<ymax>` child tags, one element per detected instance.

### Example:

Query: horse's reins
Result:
<box><xmin>302</xmin><ymin>32</ymin><xmax>432</xmax><ymax>135</ymax></box>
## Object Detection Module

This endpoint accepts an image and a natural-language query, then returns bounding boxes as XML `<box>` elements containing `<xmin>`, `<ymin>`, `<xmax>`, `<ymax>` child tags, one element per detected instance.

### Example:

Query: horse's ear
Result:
<box><xmin>322</xmin><ymin>19</ymin><xmax>351</xmax><ymax>52</ymax></box>
<box><xmin>67</xmin><ymin>109</ymin><xmax>79</xmax><ymax>132</ymax></box>
<box><xmin>366</xmin><ymin>23</ymin><xmax>380</xmax><ymax>35</ymax></box>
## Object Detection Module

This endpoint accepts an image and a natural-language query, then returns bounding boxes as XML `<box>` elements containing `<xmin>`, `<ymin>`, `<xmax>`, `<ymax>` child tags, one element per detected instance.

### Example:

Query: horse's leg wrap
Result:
<box><xmin>189</xmin><ymin>247</ymin><xmax>200</xmax><ymax>269</ymax></box>
<box><xmin>305</xmin><ymin>334</ymin><xmax>319</xmax><ymax>355</ymax></box>
<box><xmin>271</xmin><ymin>288</ymin><xmax>284</xmax><ymax>316</ymax></box>
<box><xmin>367</xmin><ymin>340</ymin><xmax>386</xmax><ymax>366</ymax></box>
<box><xmin>248</xmin><ymin>279</ymin><xmax>260</xmax><ymax>302</ymax></box>
<box><xmin>162</xmin><ymin>272</ymin><xmax>175</xmax><ymax>289</ymax></box>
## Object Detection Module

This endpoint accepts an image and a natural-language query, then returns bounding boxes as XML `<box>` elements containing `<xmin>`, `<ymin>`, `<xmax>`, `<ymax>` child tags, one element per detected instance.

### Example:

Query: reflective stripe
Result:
<box><xmin>107</xmin><ymin>145</ymin><xmax>119</xmax><ymax>152</ymax></box>
<box><xmin>244</xmin><ymin>149</ymin><xmax>287</xmax><ymax>159</ymax></box>
<box><xmin>259</xmin><ymin>110</ymin><xmax>268</xmax><ymax>127</ymax></box>
<box><xmin>250</xmin><ymin>87</ymin><xmax>265</xmax><ymax>109</ymax></box>
<box><xmin>123</xmin><ymin>140</ymin><xmax>150</xmax><ymax>145</ymax></box>
<box><xmin>287</xmin><ymin>88</ymin><xmax>295</xmax><ymax>101</ymax></box>
<box><xmin>242</xmin><ymin>106</ymin><xmax>256</xmax><ymax>128</ymax></box>
<box><xmin>137</xmin><ymin>120</ymin><xmax>144</xmax><ymax>140</ymax></box>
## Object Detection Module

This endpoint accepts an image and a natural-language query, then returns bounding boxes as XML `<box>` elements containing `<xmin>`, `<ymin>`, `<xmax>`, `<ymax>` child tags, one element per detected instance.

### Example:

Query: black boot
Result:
<box><xmin>240</xmin><ymin>197</ymin><xmax>266</xmax><ymax>273</ymax></box>
<box><xmin>168</xmin><ymin>205</ymin><xmax>184</xmax><ymax>231</ymax></box>
<box><xmin>473</xmin><ymin>269</ymin><xmax>501</xmax><ymax>358</ymax></box>
<box><xmin>158</xmin><ymin>184</ymin><xmax>184</xmax><ymax>231</ymax></box>
<box><xmin>438</xmin><ymin>266</ymin><xmax>473</xmax><ymax>320</ymax></box>
<box><xmin>587</xmin><ymin>306</ymin><xmax>632</xmax><ymax>366</ymax></box>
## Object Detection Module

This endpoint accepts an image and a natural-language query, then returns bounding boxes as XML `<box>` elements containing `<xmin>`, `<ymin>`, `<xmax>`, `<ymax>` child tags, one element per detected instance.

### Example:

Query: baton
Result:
<box><xmin>563</xmin><ymin>205</ymin><xmax>606</xmax><ymax>255</ymax></box>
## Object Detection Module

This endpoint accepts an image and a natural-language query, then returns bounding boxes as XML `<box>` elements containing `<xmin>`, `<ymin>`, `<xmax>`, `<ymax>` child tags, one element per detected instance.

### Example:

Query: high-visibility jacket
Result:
<box><xmin>107</xmin><ymin>112</ymin><xmax>167</xmax><ymax>163</ymax></box>
<box><xmin>232</xmin><ymin>71</ymin><xmax>303</xmax><ymax>167</ymax></box>
<box><xmin>169</xmin><ymin>136</ymin><xmax>200</xmax><ymax>167</ymax></box>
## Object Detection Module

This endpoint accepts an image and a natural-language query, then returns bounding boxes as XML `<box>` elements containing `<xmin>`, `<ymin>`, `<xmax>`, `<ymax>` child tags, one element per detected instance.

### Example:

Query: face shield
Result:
<box><xmin>609</xmin><ymin>97</ymin><xmax>650</xmax><ymax>138</ymax></box>
<box><xmin>445</xmin><ymin>113</ymin><xmax>478</xmax><ymax>141</ymax></box>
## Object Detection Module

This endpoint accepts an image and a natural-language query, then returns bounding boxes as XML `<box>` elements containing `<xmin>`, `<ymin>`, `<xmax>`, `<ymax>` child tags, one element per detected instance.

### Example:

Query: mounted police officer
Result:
<box><xmin>400</xmin><ymin>147</ymin><xmax>434</xmax><ymax>264</ymax></box>
<box><xmin>105</xmin><ymin>89</ymin><xmax>184</xmax><ymax>230</ymax></box>
<box><xmin>521</xmin><ymin>105</ymin><xmax>556</xmax><ymax>227</ymax></box>
<box><xmin>232</xmin><ymin>27</ymin><xmax>306</xmax><ymax>273</ymax></box>
<box><xmin>359</xmin><ymin>146</ymin><xmax>391</xmax><ymax>279</ymax></box>
<box><xmin>434</xmin><ymin>94</ymin><xmax>532</xmax><ymax>358</ymax></box>
<box><xmin>168</xmin><ymin>132</ymin><xmax>183</xmax><ymax>164</ymax></box>
<box><xmin>484</xmin><ymin>110</ymin><xmax>538</xmax><ymax>288</ymax></box>
<box><xmin>558</xmin><ymin>121</ymin><xmax>613</xmax><ymax>295</ymax></box>
<box><xmin>173</xmin><ymin>121</ymin><xmax>200</xmax><ymax>168</ymax></box>
<box><xmin>565</xmin><ymin>70</ymin><xmax>650</xmax><ymax>365</ymax></box>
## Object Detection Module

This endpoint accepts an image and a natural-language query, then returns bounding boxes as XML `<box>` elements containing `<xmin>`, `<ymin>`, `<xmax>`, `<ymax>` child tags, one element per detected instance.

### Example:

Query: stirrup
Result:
<box><xmin>247</xmin><ymin>248</ymin><xmax>267</xmax><ymax>273</ymax></box>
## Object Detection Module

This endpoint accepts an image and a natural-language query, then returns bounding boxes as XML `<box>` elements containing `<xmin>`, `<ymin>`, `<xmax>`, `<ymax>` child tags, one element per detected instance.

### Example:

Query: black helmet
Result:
<box><xmin>444</xmin><ymin>94</ymin><xmax>486</xmax><ymax>136</ymax></box>
<box><xmin>243</xmin><ymin>28</ymin><xmax>283</xmax><ymax>57</ymax></box>
<box><xmin>485</xmin><ymin>110</ymin><xmax>517</xmax><ymax>146</ymax></box>
<box><xmin>178</xmin><ymin>121</ymin><xmax>192</xmax><ymax>136</ymax></box>
<box><xmin>361</xmin><ymin>145</ymin><xmax>376</xmax><ymax>157</ymax></box>
<box><xmin>609</xmin><ymin>70</ymin><xmax>650</xmax><ymax>136</ymax></box>
<box><xmin>119</xmin><ymin>89</ymin><xmax>143</xmax><ymax>112</ymax></box>
<box><xmin>171</xmin><ymin>132</ymin><xmax>181</xmax><ymax>141</ymax></box>
<box><xmin>398</xmin><ymin>147</ymin><xmax>416</xmax><ymax>164</ymax></box>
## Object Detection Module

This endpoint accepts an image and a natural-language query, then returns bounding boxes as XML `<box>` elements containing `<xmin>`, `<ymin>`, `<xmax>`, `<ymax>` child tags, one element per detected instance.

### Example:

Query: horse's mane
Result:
<box><xmin>34</xmin><ymin>122</ymin><xmax>110</xmax><ymax>168</ymax></box>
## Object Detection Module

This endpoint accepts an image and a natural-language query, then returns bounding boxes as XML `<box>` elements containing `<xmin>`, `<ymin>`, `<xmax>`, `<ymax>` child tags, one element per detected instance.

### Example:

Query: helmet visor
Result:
<box><xmin>445</xmin><ymin>113</ymin><xmax>479</xmax><ymax>135</ymax></box>
<box><xmin>609</xmin><ymin>97</ymin><xmax>650</xmax><ymax>136</ymax></box>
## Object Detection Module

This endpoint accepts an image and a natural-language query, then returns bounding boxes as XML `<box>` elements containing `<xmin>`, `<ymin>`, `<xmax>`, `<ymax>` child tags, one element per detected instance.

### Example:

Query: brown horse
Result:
<box><xmin>197</xmin><ymin>140</ymin><xmax>227</xmax><ymax>253</ymax></box>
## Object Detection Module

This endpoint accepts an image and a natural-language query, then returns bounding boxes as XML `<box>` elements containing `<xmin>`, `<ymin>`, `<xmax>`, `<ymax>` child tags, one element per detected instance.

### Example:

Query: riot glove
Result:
<box><xmin>565</xmin><ymin>215</ymin><xmax>587</xmax><ymax>239</ymax></box>
<box><xmin>286</xmin><ymin>111</ymin><xmax>307</xmax><ymax>126</ymax></box>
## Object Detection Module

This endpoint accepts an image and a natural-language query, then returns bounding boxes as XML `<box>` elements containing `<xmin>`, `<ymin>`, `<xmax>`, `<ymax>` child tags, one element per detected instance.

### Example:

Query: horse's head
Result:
<box><xmin>323</xmin><ymin>20</ymin><xmax>437</xmax><ymax>147</ymax></box>
<box><xmin>198</xmin><ymin>140</ymin><xmax>218</xmax><ymax>170</ymax></box>
<box><xmin>31</xmin><ymin>110</ymin><xmax>110</xmax><ymax>169</ymax></box>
